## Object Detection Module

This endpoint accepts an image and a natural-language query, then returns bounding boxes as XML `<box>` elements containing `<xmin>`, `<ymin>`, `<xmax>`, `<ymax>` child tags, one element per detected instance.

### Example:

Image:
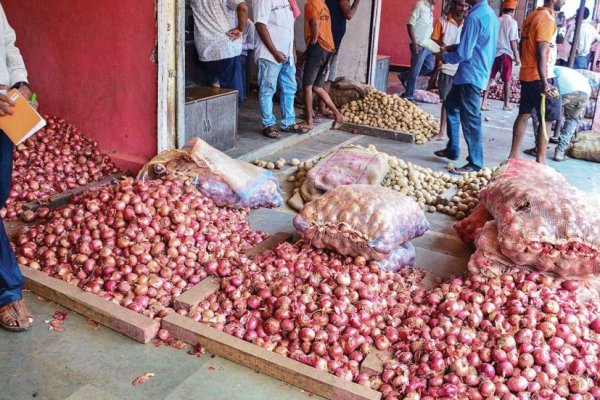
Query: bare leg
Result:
<box><xmin>503</xmin><ymin>81</ymin><xmax>512</xmax><ymax>110</ymax></box>
<box><xmin>509</xmin><ymin>113</ymin><xmax>531</xmax><ymax>159</ymax></box>
<box><xmin>481</xmin><ymin>79</ymin><xmax>494</xmax><ymax>110</ymax></box>
<box><xmin>313</xmin><ymin>86</ymin><xmax>343</xmax><ymax>129</ymax></box>
<box><xmin>434</xmin><ymin>105</ymin><xmax>447</xmax><ymax>139</ymax></box>
<box><xmin>303</xmin><ymin>86</ymin><xmax>315</xmax><ymax>129</ymax></box>
<box><xmin>536</xmin><ymin>121</ymin><xmax>552</xmax><ymax>164</ymax></box>
<box><xmin>318</xmin><ymin>81</ymin><xmax>332</xmax><ymax>115</ymax></box>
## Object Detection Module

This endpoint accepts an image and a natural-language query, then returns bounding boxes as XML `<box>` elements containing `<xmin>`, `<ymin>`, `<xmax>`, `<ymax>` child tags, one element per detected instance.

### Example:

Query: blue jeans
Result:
<box><xmin>0</xmin><ymin>132</ymin><xmax>23</xmax><ymax>307</ymax></box>
<box><xmin>404</xmin><ymin>45</ymin><xmax>435</xmax><ymax>100</ymax></box>
<box><xmin>201</xmin><ymin>56</ymin><xmax>244</xmax><ymax>106</ymax></box>
<box><xmin>574</xmin><ymin>55</ymin><xmax>589</xmax><ymax>70</ymax></box>
<box><xmin>258</xmin><ymin>58</ymin><xmax>297</xmax><ymax>129</ymax></box>
<box><xmin>444</xmin><ymin>84</ymin><xmax>484</xmax><ymax>171</ymax></box>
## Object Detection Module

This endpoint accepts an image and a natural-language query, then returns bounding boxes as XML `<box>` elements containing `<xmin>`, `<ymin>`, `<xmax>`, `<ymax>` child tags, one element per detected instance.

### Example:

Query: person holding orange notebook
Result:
<box><xmin>0</xmin><ymin>3</ymin><xmax>39</xmax><ymax>332</ymax></box>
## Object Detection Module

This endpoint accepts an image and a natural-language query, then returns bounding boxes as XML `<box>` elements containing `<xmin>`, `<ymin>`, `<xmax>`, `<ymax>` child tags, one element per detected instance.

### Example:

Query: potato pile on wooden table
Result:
<box><xmin>340</xmin><ymin>89</ymin><xmax>440</xmax><ymax>144</ymax></box>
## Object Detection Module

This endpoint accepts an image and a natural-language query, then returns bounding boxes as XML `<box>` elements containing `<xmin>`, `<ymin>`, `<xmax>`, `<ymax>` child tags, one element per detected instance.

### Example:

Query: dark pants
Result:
<box><xmin>0</xmin><ymin>132</ymin><xmax>23</xmax><ymax>307</ymax></box>
<box><xmin>201</xmin><ymin>56</ymin><xmax>244</xmax><ymax>106</ymax></box>
<box><xmin>444</xmin><ymin>84</ymin><xmax>484</xmax><ymax>171</ymax></box>
<box><xmin>402</xmin><ymin>45</ymin><xmax>435</xmax><ymax>100</ymax></box>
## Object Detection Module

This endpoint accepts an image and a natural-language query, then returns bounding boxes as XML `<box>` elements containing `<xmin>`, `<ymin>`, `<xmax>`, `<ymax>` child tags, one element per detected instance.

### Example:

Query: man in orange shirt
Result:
<box><xmin>508</xmin><ymin>0</ymin><xmax>565</xmax><ymax>164</ymax></box>
<box><xmin>302</xmin><ymin>0</ymin><xmax>343</xmax><ymax>130</ymax></box>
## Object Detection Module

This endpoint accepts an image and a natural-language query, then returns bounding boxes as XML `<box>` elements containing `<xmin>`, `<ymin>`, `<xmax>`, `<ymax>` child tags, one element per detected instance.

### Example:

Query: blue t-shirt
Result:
<box><xmin>325</xmin><ymin>0</ymin><xmax>346</xmax><ymax>50</ymax></box>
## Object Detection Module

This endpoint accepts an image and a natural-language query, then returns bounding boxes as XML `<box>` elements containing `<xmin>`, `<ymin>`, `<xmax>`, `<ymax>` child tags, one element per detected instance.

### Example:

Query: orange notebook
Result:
<box><xmin>0</xmin><ymin>89</ymin><xmax>46</xmax><ymax>145</ymax></box>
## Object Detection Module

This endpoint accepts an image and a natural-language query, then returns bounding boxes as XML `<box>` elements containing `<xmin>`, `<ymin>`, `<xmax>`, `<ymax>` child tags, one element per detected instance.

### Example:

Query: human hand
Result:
<box><xmin>17</xmin><ymin>85</ymin><xmax>38</xmax><ymax>110</ymax></box>
<box><xmin>410</xmin><ymin>42</ymin><xmax>419</xmax><ymax>54</ymax></box>
<box><xmin>274</xmin><ymin>51</ymin><xmax>288</xmax><ymax>63</ymax></box>
<box><xmin>542</xmin><ymin>82</ymin><xmax>559</xmax><ymax>98</ymax></box>
<box><xmin>226</xmin><ymin>28</ymin><xmax>243</xmax><ymax>41</ymax></box>
<box><xmin>0</xmin><ymin>85</ymin><xmax>15</xmax><ymax>116</ymax></box>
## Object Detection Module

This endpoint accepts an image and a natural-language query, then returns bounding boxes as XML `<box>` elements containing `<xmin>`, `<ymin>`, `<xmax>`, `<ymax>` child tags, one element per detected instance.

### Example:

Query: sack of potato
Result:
<box><xmin>340</xmin><ymin>88</ymin><xmax>439</xmax><ymax>144</ymax></box>
<box><xmin>569</xmin><ymin>130</ymin><xmax>600</xmax><ymax>163</ymax></box>
<box><xmin>329</xmin><ymin>78</ymin><xmax>369</xmax><ymax>108</ymax></box>
<box><xmin>294</xmin><ymin>185</ymin><xmax>429</xmax><ymax>260</ymax></box>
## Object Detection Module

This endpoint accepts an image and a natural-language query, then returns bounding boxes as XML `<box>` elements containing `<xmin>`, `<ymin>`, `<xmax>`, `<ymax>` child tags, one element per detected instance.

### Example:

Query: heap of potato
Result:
<box><xmin>340</xmin><ymin>89</ymin><xmax>440</xmax><ymax>144</ymax></box>
<box><xmin>287</xmin><ymin>145</ymin><xmax>494</xmax><ymax>219</ymax></box>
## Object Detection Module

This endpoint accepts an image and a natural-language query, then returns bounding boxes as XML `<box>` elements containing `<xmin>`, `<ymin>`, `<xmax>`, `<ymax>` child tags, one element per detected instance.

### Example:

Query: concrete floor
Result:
<box><xmin>2</xmin><ymin>82</ymin><xmax>599</xmax><ymax>400</ymax></box>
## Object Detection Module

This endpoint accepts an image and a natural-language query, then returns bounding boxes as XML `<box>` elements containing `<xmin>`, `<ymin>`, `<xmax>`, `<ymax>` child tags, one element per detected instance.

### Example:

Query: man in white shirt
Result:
<box><xmin>0</xmin><ymin>4</ymin><xmax>38</xmax><ymax>332</ymax></box>
<box><xmin>401</xmin><ymin>0</ymin><xmax>439</xmax><ymax>102</ymax></box>
<box><xmin>481</xmin><ymin>1</ymin><xmax>521</xmax><ymax>111</ymax></box>
<box><xmin>569</xmin><ymin>8</ymin><xmax>600</xmax><ymax>70</ymax></box>
<box><xmin>254</xmin><ymin>0</ymin><xmax>307</xmax><ymax>138</ymax></box>
<box><xmin>430</xmin><ymin>0</ymin><xmax>467</xmax><ymax>139</ymax></box>
<box><xmin>190</xmin><ymin>0</ymin><xmax>248</xmax><ymax>105</ymax></box>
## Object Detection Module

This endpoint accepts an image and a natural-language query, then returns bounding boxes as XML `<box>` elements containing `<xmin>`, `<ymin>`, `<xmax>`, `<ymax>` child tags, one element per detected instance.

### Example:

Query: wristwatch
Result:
<box><xmin>11</xmin><ymin>81</ymin><xmax>30</xmax><ymax>91</ymax></box>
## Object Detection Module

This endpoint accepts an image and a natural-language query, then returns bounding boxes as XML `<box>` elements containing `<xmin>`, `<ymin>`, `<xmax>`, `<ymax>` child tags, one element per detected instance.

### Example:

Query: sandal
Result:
<box><xmin>298</xmin><ymin>114</ymin><xmax>322</xmax><ymax>123</ymax></box>
<box><xmin>262</xmin><ymin>126</ymin><xmax>280</xmax><ymax>139</ymax></box>
<box><xmin>449</xmin><ymin>164</ymin><xmax>478</xmax><ymax>176</ymax></box>
<box><xmin>481</xmin><ymin>104</ymin><xmax>492</xmax><ymax>111</ymax></box>
<box><xmin>280</xmin><ymin>124</ymin><xmax>310</xmax><ymax>134</ymax></box>
<box><xmin>0</xmin><ymin>300</ymin><xmax>33</xmax><ymax>332</ymax></box>
<box><xmin>523</xmin><ymin>147</ymin><xmax>538</xmax><ymax>157</ymax></box>
<box><xmin>434</xmin><ymin>149</ymin><xmax>458</xmax><ymax>161</ymax></box>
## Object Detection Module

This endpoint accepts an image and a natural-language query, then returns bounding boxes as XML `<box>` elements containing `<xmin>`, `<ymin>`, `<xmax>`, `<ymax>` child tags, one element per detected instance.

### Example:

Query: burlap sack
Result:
<box><xmin>570</xmin><ymin>130</ymin><xmax>600</xmax><ymax>163</ymax></box>
<box><xmin>329</xmin><ymin>78</ymin><xmax>369</xmax><ymax>108</ymax></box>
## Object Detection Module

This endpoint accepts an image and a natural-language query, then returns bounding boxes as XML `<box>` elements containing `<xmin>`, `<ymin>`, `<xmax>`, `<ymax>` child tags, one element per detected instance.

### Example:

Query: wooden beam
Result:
<box><xmin>22</xmin><ymin>173</ymin><xmax>124</xmax><ymax>211</ymax></box>
<box><xmin>339</xmin><ymin>123</ymin><xmax>415</xmax><ymax>143</ymax></box>
<box><xmin>173</xmin><ymin>276</ymin><xmax>220</xmax><ymax>311</ymax></box>
<box><xmin>360</xmin><ymin>350</ymin><xmax>393</xmax><ymax>377</ymax></box>
<box><xmin>21</xmin><ymin>266</ymin><xmax>159</xmax><ymax>343</ymax></box>
<box><xmin>244</xmin><ymin>232</ymin><xmax>293</xmax><ymax>258</ymax></box>
<box><xmin>162</xmin><ymin>313</ymin><xmax>381</xmax><ymax>400</ymax></box>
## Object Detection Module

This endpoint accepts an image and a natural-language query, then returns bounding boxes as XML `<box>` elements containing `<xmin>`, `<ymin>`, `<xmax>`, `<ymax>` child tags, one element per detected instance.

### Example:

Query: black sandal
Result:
<box><xmin>262</xmin><ymin>126</ymin><xmax>280</xmax><ymax>139</ymax></box>
<box><xmin>280</xmin><ymin>124</ymin><xmax>310</xmax><ymax>134</ymax></box>
<box><xmin>434</xmin><ymin>149</ymin><xmax>458</xmax><ymax>161</ymax></box>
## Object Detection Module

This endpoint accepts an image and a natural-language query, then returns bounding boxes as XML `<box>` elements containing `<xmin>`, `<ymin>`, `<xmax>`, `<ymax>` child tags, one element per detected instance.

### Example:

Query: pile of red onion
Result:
<box><xmin>377</xmin><ymin>272</ymin><xmax>600</xmax><ymax>399</ymax></box>
<box><xmin>184</xmin><ymin>241</ymin><xmax>426</xmax><ymax>382</ymax></box>
<box><xmin>488</xmin><ymin>78</ymin><xmax>521</xmax><ymax>104</ymax></box>
<box><xmin>13</xmin><ymin>177</ymin><xmax>266</xmax><ymax>319</ymax></box>
<box><xmin>2</xmin><ymin>115</ymin><xmax>121</xmax><ymax>220</ymax></box>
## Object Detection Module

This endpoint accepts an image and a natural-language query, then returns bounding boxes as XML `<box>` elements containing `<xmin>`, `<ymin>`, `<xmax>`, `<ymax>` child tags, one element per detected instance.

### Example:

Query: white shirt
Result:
<box><xmin>0</xmin><ymin>4</ymin><xmax>27</xmax><ymax>88</ymax></box>
<box><xmin>570</xmin><ymin>20</ymin><xmax>600</xmax><ymax>57</ymax></box>
<box><xmin>435</xmin><ymin>17</ymin><xmax>463</xmax><ymax>76</ymax></box>
<box><xmin>555</xmin><ymin>66</ymin><xmax>592</xmax><ymax>96</ymax></box>
<box><xmin>408</xmin><ymin>0</ymin><xmax>434</xmax><ymax>47</ymax></box>
<box><xmin>228</xmin><ymin>13</ymin><xmax>256</xmax><ymax>56</ymax></box>
<box><xmin>190</xmin><ymin>0</ymin><xmax>244</xmax><ymax>62</ymax></box>
<box><xmin>253</xmin><ymin>0</ymin><xmax>295</xmax><ymax>64</ymax></box>
<box><xmin>496</xmin><ymin>14</ymin><xmax>519</xmax><ymax>59</ymax></box>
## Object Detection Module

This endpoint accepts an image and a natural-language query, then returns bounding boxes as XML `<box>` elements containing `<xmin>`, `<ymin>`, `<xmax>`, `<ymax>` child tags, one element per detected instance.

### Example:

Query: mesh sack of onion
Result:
<box><xmin>480</xmin><ymin>159</ymin><xmax>600</xmax><ymax>276</ymax></box>
<box><xmin>453</xmin><ymin>203</ymin><xmax>494</xmax><ymax>246</ymax></box>
<box><xmin>294</xmin><ymin>185</ymin><xmax>429</xmax><ymax>261</ymax></box>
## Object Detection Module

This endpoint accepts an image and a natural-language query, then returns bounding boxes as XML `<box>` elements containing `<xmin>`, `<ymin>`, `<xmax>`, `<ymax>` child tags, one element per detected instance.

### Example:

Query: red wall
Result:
<box><xmin>378</xmin><ymin>0</ymin><xmax>443</xmax><ymax>67</ymax></box>
<box><xmin>2</xmin><ymin>0</ymin><xmax>158</xmax><ymax>172</ymax></box>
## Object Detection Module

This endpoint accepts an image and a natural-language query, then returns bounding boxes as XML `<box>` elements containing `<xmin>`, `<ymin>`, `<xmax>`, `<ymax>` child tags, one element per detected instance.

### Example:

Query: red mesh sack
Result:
<box><xmin>453</xmin><ymin>203</ymin><xmax>493</xmax><ymax>245</ymax></box>
<box><xmin>294</xmin><ymin>185</ymin><xmax>429</xmax><ymax>261</ymax></box>
<box><xmin>480</xmin><ymin>159</ymin><xmax>600</xmax><ymax>276</ymax></box>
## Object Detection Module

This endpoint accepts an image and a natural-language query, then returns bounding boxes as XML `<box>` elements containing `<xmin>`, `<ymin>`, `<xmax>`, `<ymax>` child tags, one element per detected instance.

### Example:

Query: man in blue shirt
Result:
<box><xmin>434</xmin><ymin>0</ymin><xmax>499</xmax><ymax>174</ymax></box>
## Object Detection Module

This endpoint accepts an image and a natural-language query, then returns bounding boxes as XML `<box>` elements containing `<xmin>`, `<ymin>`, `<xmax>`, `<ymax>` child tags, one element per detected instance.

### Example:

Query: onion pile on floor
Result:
<box><xmin>2</xmin><ymin>115</ymin><xmax>121</xmax><ymax>220</ymax></box>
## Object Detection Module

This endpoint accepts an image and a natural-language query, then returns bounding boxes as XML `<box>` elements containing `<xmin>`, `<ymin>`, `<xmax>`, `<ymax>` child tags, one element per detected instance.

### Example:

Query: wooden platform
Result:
<box><xmin>339</xmin><ymin>122</ymin><xmax>415</xmax><ymax>144</ymax></box>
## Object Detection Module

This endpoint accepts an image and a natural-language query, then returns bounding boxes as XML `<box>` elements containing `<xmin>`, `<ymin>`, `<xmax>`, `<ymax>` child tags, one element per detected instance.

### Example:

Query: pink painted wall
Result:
<box><xmin>378</xmin><ymin>0</ymin><xmax>443</xmax><ymax>67</ymax></box>
<box><xmin>2</xmin><ymin>0</ymin><xmax>158</xmax><ymax>172</ymax></box>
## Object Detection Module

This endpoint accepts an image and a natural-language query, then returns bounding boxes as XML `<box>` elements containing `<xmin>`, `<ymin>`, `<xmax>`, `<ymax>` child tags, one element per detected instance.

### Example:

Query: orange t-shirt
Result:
<box><xmin>520</xmin><ymin>7</ymin><xmax>558</xmax><ymax>82</ymax></box>
<box><xmin>304</xmin><ymin>0</ymin><xmax>335</xmax><ymax>52</ymax></box>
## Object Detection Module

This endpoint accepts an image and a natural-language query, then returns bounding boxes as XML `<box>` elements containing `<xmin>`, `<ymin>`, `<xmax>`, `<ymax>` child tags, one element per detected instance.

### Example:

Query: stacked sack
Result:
<box><xmin>457</xmin><ymin>159</ymin><xmax>600</xmax><ymax>292</ymax></box>
<box><xmin>293</xmin><ymin>185</ymin><xmax>429</xmax><ymax>272</ymax></box>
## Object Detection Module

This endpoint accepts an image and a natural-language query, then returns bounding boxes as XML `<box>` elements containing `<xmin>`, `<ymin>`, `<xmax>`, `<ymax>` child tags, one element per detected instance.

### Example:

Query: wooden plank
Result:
<box><xmin>339</xmin><ymin>122</ymin><xmax>415</xmax><ymax>144</ymax></box>
<box><xmin>22</xmin><ymin>173</ymin><xmax>124</xmax><ymax>211</ymax></box>
<box><xmin>173</xmin><ymin>276</ymin><xmax>220</xmax><ymax>311</ymax></box>
<box><xmin>360</xmin><ymin>350</ymin><xmax>393</xmax><ymax>377</ymax></box>
<box><xmin>245</xmin><ymin>232</ymin><xmax>292</xmax><ymax>258</ymax></box>
<box><xmin>436</xmin><ymin>184</ymin><xmax>459</xmax><ymax>206</ymax></box>
<box><xmin>162</xmin><ymin>313</ymin><xmax>381</xmax><ymax>400</ymax></box>
<box><xmin>21</xmin><ymin>266</ymin><xmax>160</xmax><ymax>343</ymax></box>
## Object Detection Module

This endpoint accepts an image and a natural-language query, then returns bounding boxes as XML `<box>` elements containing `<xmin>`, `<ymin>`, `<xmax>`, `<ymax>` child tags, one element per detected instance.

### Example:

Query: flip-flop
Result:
<box><xmin>298</xmin><ymin>114</ymin><xmax>322</xmax><ymax>123</ymax></box>
<box><xmin>481</xmin><ymin>104</ymin><xmax>492</xmax><ymax>111</ymax></box>
<box><xmin>523</xmin><ymin>147</ymin><xmax>548</xmax><ymax>157</ymax></box>
<box><xmin>449</xmin><ymin>164</ymin><xmax>478</xmax><ymax>175</ymax></box>
<box><xmin>280</xmin><ymin>124</ymin><xmax>310</xmax><ymax>134</ymax></box>
<box><xmin>0</xmin><ymin>300</ymin><xmax>33</xmax><ymax>332</ymax></box>
<box><xmin>262</xmin><ymin>126</ymin><xmax>280</xmax><ymax>139</ymax></box>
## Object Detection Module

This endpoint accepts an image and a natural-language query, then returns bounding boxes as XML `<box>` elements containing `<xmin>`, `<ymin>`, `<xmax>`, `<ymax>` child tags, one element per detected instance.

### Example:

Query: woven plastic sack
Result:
<box><xmin>577</xmin><ymin>69</ymin><xmax>600</xmax><ymax>99</ymax></box>
<box><xmin>453</xmin><ymin>203</ymin><xmax>493</xmax><ymax>245</ymax></box>
<box><xmin>374</xmin><ymin>242</ymin><xmax>416</xmax><ymax>272</ymax></box>
<box><xmin>139</xmin><ymin>138</ymin><xmax>282</xmax><ymax>209</ymax></box>
<box><xmin>414</xmin><ymin>90</ymin><xmax>440</xmax><ymax>104</ymax></box>
<box><xmin>480</xmin><ymin>159</ymin><xmax>600</xmax><ymax>276</ymax></box>
<box><xmin>569</xmin><ymin>130</ymin><xmax>600</xmax><ymax>163</ymax></box>
<box><xmin>329</xmin><ymin>78</ymin><xmax>369</xmax><ymax>108</ymax></box>
<box><xmin>294</xmin><ymin>185</ymin><xmax>429</xmax><ymax>261</ymax></box>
